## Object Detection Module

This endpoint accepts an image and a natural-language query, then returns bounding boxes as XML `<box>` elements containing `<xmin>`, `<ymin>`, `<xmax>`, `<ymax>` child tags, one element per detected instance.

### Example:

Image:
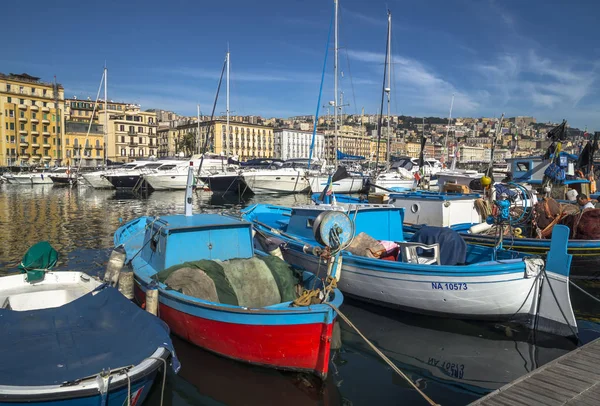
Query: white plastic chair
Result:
<box><xmin>397</xmin><ymin>242</ymin><xmax>441</xmax><ymax>265</ymax></box>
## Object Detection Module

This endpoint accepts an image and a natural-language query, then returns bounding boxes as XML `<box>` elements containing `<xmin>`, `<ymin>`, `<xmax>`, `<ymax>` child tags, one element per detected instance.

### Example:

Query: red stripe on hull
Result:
<box><xmin>135</xmin><ymin>285</ymin><xmax>332</xmax><ymax>378</ymax></box>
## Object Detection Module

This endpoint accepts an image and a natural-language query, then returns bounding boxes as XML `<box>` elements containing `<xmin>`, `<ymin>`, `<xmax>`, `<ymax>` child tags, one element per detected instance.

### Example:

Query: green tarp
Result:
<box><xmin>18</xmin><ymin>241</ymin><xmax>58</xmax><ymax>283</ymax></box>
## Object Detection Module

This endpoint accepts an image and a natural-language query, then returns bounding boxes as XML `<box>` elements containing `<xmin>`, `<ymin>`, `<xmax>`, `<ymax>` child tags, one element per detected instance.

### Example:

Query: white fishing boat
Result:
<box><xmin>243</xmin><ymin>203</ymin><xmax>578</xmax><ymax>338</ymax></box>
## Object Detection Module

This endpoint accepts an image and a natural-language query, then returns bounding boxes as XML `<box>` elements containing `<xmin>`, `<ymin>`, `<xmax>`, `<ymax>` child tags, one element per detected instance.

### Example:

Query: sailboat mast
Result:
<box><xmin>375</xmin><ymin>10</ymin><xmax>390</xmax><ymax>172</ymax></box>
<box><xmin>103</xmin><ymin>66</ymin><xmax>108</xmax><ymax>167</ymax></box>
<box><xmin>226</xmin><ymin>49</ymin><xmax>230</xmax><ymax>157</ymax></box>
<box><xmin>197</xmin><ymin>104</ymin><xmax>201</xmax><ymax>154</ymax></box>
<box><xmin>333</xmin><ymin>0</ymin><xmax>338</xmax><ymax>168</ymax></box>
<box><xmin>443</xmin><ymin>93</ymin><xmax>454</xmax><ymax>167</ymax></box>
<box><xmin>385</xmin><ymin>11</ymin><xmax>392</xmax><ymax>165</ymax></box>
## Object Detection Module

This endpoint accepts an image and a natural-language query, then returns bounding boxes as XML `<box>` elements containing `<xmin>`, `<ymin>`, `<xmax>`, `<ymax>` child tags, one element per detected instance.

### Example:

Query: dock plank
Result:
<box><xmin>471</xmin><ymin>338</ymin><xmax>600</xmax><ymax>406</ymax></box>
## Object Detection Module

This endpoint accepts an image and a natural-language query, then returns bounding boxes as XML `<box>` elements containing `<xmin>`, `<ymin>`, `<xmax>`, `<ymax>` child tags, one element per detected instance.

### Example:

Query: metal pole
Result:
<box><xmin>226</xmin><ymin>49</ymin><xmax>230</xmax><ymax>157</ymax></box>
<box><xmin>104</xmin><ymin>66</ymin><xmax>108</xmax><ymax>167</ymax></box>
<box><xmin>333</xmin><ymin>0</ymin><xmax>338</xmax><ymax>168</ymax></box>
<box><xmin>197</xmin><ymin>104</ymin><xmax>201</xmax><ymax>154</ymax></box>
<box><xmin>386</xmin><ymin>11</ymin><xmax>392</xmax><ymax>165</ymax></box>
<box><xmin>443</xmin><ymin>93</ymin><xmax>454</xmax><ymax>166</ymax></box>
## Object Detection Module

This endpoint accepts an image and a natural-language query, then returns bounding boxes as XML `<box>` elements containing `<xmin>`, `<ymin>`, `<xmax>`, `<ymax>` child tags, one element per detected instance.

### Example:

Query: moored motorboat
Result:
<box><xmin>7</xmin><ymin>171</ymin><xmax>53</xmax><ymax>185</ymax></box>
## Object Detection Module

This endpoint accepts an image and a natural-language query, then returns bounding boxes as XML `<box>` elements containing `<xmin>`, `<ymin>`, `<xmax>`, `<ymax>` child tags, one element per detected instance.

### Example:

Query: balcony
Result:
<box><xmin>19</xmin><ymin>117</ymin><xmax>27</xmax><ymax>122</ymax></box>
<box><xmin>127</xmin><ymin>131</ymin><xmax>137</xmax><ymax>136</ymax></box>
<box><xmin>20</xmin><ymin>141</ymin><xmax>28</xmax><ymax>147</ymax></box>
<box><xmin>42</xmin><ymin>119</ymin><xmax>50</xmax><ymax>124</ymax></box>
<box><xmin>43</xmin><ymin>143</ymin><xmax>51</xmax><ymax>148</ymax></box>
<box><xmin>31</xmin><ymin>118</ymin><xmax>39</xmax><ymax>123</ymax></box>
<box><xmin>21</xmin><ymin>153</ymin><xmax>30</xmax><ymax>158</ymax></box>
<box><xmin>43</xmin><ymin>156</ymin><xmax>51</xmax><ymax>161</ymax></box>
<box><xmin>42</xmin><ymin>131</ymin><xmax>50</xmax><ymax>136</ymax></box>
<box><xmin>19</xmin><ymin>130</ymin><xmax>27</xmax><ymax>135</ymax></box>
<box><xmin>42</xmin><ymin>106</ymin><xmax>50</xmax><ymax>112</ymax></box>
<box><xmin>31</xmin><ymin>143</ymin><xmax>40</xmax><ymax>148</ymax></box>
<box><xmin>128</xmin><ymin>142</ymin><xmax>138</xmax><ymax>147</ymax></box>
<box><xmin>31</xmin><ymin>131</ymin><xmax>39</xmax><ymax>135</ymax></box>
<box><xmin>95</xmin><ymin>145</ymin><xmax>104</xmax><ymax>150</ymax></box>
<box><xmin>32</xmin><ymin>154</ymin><xmax>42</xmax><ymax>159</ymax></box>
<box><xmin>30</xmin><ymin>105</ymin><xmax>39</xmax><ymax>111</ymax></box>
<box><xmin>18</xmin><ymin>105</ymin><xmax>27</xmax><ymax>110</ymax></box>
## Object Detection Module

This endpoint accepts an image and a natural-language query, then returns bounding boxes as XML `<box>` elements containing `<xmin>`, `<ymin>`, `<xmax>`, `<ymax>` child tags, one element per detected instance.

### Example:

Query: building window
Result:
<box><xmin>119</xmin><ymin>125</ymin><xmax>125</xmax><ymax>131</ymax></box>
<box><xmin>19</xmin><ymin>99</ymin><xmax>24</xmax><ymax>104</ymax></box>
<box><xmin>121</xmin><ymin>148</ymin><xmax>126</xmax><ymax>156</ymax></box>
<box><xmin>9</xmin><ymin>123</ymin><xmax>14</xmax><ymax>130</ymax></box>
<box><xmin>6</xmin><ymin>84</ymin><xmax>11</xmax><ymax>91</ymax></box>
<box><xmin>20</xmin><ymin>124</ymin><xmax>25</xmax><ymax>131</ymax></box>
<box><xmin>138</xmin><ymin>137</ymin><xmax>143</xmax><ymax>144</ymax></box>
<box><xmin>139</xmin><ymin>149</ymin><xmax>144</xmax><ymax>156</ymax></box>
<box><xmin>130</xmin><ymin>149</ymin><xmax>134</xmax><ymax>156</ymax></box>
<box><xmin>7</xmin><ymin>97</ymin><xmax>11</xmax><ymax>103</ymax></box>
<box><xmin>20</xmin><ymin>111</ymin><xmax>25</xmax><ymax>118</ymax></box>
<box><xmin>138</xmin><ymin>126</ymin><xmax>143</xmax><ymax>133</ymax></box>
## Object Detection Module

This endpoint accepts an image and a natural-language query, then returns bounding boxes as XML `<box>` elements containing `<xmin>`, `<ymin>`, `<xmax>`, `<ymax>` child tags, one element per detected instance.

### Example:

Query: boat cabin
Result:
<box><xmin>140</xmin><ymin>214</ymin><xmax>254</xmax><ymax>271</ymax></box>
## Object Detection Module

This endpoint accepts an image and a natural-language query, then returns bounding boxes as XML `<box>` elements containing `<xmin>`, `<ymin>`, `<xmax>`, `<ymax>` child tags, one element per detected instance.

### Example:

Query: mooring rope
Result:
<box><xmin>569</xmin><ymin>280</ymin><xmax>600</xmax><ymax>304</ymax></box>
<box><xmin>145</xmin><ymin>356</ymin><xmax>168</xmax><ymax>406</ymax></box>
<box><xmin>325</xmin><ymin>303</ymin><xmax>439</xmax><ymax>406</ymax></box>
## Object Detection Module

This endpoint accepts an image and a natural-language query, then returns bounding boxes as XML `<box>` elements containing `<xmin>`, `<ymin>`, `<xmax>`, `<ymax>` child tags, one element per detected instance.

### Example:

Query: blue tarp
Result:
<box><xmin>409</xmin><ymin>226</ymin><xmax>467</xmax><ymax>266</ymax></box>
<box><xmin>0</xmin><ymin>286</ymin><xmax>179</xmax><ymax>386</ymax></box>
<box><xmin>337</xmin><ymin>150</ymin><xmax>365</xmax><ymax>161</ymax></box>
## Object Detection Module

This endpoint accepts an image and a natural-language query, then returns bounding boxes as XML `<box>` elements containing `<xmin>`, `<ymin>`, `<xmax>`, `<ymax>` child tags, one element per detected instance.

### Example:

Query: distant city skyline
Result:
<box><xmin>1</xmin><ymin>0</ymin><xmax>598</xmax><ymax>129</ymax></box>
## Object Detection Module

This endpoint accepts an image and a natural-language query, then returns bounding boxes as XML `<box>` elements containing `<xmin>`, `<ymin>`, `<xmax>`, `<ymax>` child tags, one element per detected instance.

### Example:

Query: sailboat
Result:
<box><xmin>81</xmin><ymin>66</ymin><xmax>116</xmax><ymax>189</ymax></box>
<box><xmin>373</xmin><ymin>11</ymin><xmax>414</xmax><ymax>191</ymax></box>
<box><xmin>306</xmin><ymin>0</ymin><xmax>369</xmax><ymax>195</ymax></box>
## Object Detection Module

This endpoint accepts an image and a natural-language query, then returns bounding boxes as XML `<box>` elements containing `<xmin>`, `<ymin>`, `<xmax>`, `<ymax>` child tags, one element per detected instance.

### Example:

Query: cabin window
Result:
<box><xmin>516</xmin><ymin>162</ymin><xmax>530</xmax><ymax>171</ymax></box>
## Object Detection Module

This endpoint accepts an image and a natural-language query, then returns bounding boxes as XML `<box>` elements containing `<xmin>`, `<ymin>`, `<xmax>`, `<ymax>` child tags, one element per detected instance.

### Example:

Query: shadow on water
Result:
<box><xmin>1</xmin><ymin>184</ymin><xmax>600</xmax><ymax>405</ymax></box>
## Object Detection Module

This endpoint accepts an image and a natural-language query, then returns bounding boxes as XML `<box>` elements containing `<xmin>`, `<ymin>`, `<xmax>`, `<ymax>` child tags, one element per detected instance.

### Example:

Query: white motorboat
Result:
<box><xmin>243</xmin><ymin>167</ymin><xmax>311</xmax><ymax>194</ymax></box>
<box><xmin>7</xmin><ymin>171</ymin><xmax>53</xmax><ymax>185</ymax></box>
<box><xmin>143</xmin><ymin>156</ymin><xmax>231</xmax><ymax>191</ymax></box>
<box><xmin>374</xmin><ymin>168</ymin><xmax>415</xmax><ymax>190</ymax></box>
<box><xmin>308</xmin><ymin>173</ymin><xmax>368</xmax><ymax>194</ymax></box>
<box><xmin>436</xmin><ymin>169</ymin><xmax>484</xmax><ymax>190</ymax></box>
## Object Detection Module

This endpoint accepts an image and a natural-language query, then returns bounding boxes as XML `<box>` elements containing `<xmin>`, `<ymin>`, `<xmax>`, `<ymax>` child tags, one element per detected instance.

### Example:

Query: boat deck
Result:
<box><xmin>471</xmin><ymin>338</ymin><xmax>600</xmax><ymax>405</ymax></box>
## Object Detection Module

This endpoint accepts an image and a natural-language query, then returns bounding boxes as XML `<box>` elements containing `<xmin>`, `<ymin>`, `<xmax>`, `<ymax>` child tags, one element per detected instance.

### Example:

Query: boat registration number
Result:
<box><xmin>431</xmin><ymin>282</ymin><xmax>468</xmax><ymax>290</ymax></box>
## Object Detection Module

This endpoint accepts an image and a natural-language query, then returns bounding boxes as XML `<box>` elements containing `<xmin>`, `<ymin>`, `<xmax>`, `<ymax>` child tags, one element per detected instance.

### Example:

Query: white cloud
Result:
<box><xmin>346</xmin><ymin>49</ymin><xmax>479</xmax><ymax>114</ymax></box>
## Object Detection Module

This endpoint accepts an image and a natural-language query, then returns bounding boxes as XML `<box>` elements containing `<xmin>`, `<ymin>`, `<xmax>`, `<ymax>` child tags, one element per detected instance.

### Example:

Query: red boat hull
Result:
<box><xmin>135</xmin><ymin>285</ymin><xmax>334</xmax><ymax>378</ymax></box>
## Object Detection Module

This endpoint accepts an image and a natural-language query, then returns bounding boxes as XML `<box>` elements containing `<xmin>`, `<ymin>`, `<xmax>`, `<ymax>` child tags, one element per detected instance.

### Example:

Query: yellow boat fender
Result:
<box><xmin>513</xmin><ymin>227</ymin><xmax>523</xmax><ymax>238</ymax></box>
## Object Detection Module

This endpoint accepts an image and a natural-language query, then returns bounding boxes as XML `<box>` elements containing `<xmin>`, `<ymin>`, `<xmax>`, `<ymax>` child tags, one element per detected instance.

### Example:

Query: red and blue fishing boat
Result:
<box><xmin>113</xmin><ymin>166</ymin><xmax>345</xmax><ymax>378</ymax></box>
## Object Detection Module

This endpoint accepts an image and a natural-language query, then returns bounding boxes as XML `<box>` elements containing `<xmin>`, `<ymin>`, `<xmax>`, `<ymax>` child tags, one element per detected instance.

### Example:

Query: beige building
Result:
<box><xmin>0</xmin><ymin>73</ymin><xmax>65</xmax><ymax>166</ymax></box>
<box><xmin>63</xmin><ymin>121</ymin><xmax>105</xmax><ymax>167</ymax></box>
<box><xmin>98</xmin><ymin>106</ymin><xmax>158</xmax><ymax>163</ymax></box>
<box><xmin>170</xmin><ymin>119</ymin><xmax>274</xmax><ymax>160</ymax></box>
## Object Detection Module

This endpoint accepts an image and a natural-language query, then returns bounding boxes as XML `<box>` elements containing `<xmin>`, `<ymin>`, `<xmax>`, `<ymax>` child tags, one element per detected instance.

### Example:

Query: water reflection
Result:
<box><xmin>1</xmin><ymin>184</ymin><xmax>599</xmax><ymax>406</ymax></box>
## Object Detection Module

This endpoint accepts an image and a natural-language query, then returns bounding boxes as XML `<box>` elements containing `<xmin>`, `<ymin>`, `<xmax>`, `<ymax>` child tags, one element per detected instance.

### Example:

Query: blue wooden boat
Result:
<box><xmin>114</xmin><ymin>213</ymin><xmax>344</xmax><ymax>378</ymax></box>
<box><xmin>0</xmin><ymin>266</ymin><xmax>179</xmax><ymax>406</ymax></box>
<box><xmin>241</xmin><ymin>203</ymin><xmax>579</xmax><ymax>338</ymax></box>
<box><xmin>113</xmin><ymin>166</ymin><xmax>347</xmax><ymax>378</ymax></box>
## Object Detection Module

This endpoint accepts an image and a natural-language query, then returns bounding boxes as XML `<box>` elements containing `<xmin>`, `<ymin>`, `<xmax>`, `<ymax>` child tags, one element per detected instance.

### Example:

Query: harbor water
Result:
<box><xmin>1</xmin><ymin>184</ymin><xmax>600</xmax><ymax>406</ymax></box>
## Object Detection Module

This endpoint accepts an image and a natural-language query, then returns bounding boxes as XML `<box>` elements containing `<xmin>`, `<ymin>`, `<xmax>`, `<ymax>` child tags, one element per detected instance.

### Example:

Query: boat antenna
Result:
<box><xmin>308</xmin><ymin>2</ymin><xmax>335</xmax><ymax>170</ymax></box>
<box><xmin>197</xmin><ymin>55</ymin><xmax>227</xmax><ymax>178</ymax></box>
<box><xmin>375</xmin><ymin>10</ymin><xmax>391</xmax><ymax>174</ymax></box>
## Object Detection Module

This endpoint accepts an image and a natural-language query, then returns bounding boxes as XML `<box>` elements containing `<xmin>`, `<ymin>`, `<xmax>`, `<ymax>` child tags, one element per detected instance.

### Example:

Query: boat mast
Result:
<box><xmin>333</xmin><ymin>0</ymin><xmax>338</xmax><ymax>168</ymax></box>
<box><xmin>226</xmin><ymin>48</ymin><xmax>230</xmax><ymax>157</ymax></box>
<box><xmin>104</xmin><ymin>65</ymin><xmax>108</xmax><ymax>168</ymax></box>
<box><xmin>443</xmin><ymin>93</ymin><xmax>454</xmax><ymax>167</ymax></box>
<box><xmin>385</xmin><ymin>11</ymin><xmax>392</xmax><ymax>165</ymax></box>
<box><xmin>375</xmin><ymin>10</ymin><xmax>391</xmax><ymax>173</ymax></box>
<box><xmin>197</xmin><ymin>104</ymin><xmax>201</xmax><ymax>154</ymax></box>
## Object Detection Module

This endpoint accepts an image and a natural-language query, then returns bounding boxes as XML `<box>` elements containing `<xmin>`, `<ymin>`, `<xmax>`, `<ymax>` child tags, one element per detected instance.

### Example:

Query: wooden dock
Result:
<box><xmin>472</xmin><ymin>338</ymin><xmax>600</xmax><ymax>406</ymax></box>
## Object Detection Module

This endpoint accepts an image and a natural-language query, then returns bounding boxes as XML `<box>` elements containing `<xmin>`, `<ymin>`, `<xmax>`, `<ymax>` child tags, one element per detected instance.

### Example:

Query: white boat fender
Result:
<box><xmin>146</xmin><ymin>287</ymin><xmax>159</xmax><ymax>315</ymax></box>
<box><xmin>469</xmin><ymin>222</ymin><xmax>493</xmax><ymax>234</ymax></box>
<box><xmin>104</xmin><ymin>246</ymin><xmax>126</xmax><ymax>286</ymax></box>
<box><xmin>118</xmin><ymin>271</ymin><xmax>134</xmax><ymax>300</ymax></box>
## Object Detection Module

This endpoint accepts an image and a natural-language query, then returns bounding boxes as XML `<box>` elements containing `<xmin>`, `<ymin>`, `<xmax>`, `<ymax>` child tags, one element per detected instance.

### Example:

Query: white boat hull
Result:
<box><xmin>144</xmin><ymin>173</ymin><xmax>206</xmax><ymax>190</ymax></box>
<box><xmin>308</xmin><ymin>175</ymin><xmax>366</xmax><ymax>194</ymax></box>
<box><xmin>8</xmin><ymin>174</ymin><xmax>53</xmax><ymax>185</ymax></box>
<box><xmin>437</xmin><ymin>171</ymin><xmax>483</xmax><ymax>189</ymax></box>
<box><xmin>243</xmin><ymin>172</ymin><xmax>310</xmax><ymax>194</ymax></box>
<box><xmin>375</xmin><ymin>177</ymin><xmax>415</xmax><ymax>190</ymax></box>
<box><xmin>82</xmin><ymin>172</ymin><xmax>114</xmax><ymax>189</ymax></box>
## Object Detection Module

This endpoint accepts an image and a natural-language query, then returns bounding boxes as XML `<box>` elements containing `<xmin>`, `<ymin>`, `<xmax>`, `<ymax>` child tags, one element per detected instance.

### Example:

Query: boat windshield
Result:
<box><xmin>157</xmin><ymin>164</ymin><xmax>177</xmax><ymax>171</ymax></box>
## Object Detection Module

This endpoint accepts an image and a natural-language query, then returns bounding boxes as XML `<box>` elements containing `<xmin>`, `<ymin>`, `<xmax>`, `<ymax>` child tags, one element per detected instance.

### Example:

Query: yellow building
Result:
<box><xmin>157</xmin><ymin>123</ymin><xmax>178</xmax><ymax>157</ymax></box>
<box><xmin>370</xmin><ymin>138</ymin><xmax>388</xmax><ymax>163</ymax></box>
<box><xmin>173</xmin><ymin>119</ymin><xmax>274</xmax><ymax>160</ymax></box>
<box><xmin>0</xmin><ymin>73</ymin><xmax>65</xmax><ymax>166</ymax></box>
<box><xmin>98</xmin><ymin>106</ymin><xmax>158</xmax><ymax>163</ymax></box>
<box><xmin>63</xmin><ymin>121</ymin><xmax>105</xmax><ymax>167</ymax></box>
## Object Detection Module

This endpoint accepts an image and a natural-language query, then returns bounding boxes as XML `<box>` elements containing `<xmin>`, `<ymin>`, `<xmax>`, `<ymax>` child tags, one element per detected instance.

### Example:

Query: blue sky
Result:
<box><xmin>1</xmin><ymin>0</ymin><xmax>599</xmax><ymax>129</ymax></box>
